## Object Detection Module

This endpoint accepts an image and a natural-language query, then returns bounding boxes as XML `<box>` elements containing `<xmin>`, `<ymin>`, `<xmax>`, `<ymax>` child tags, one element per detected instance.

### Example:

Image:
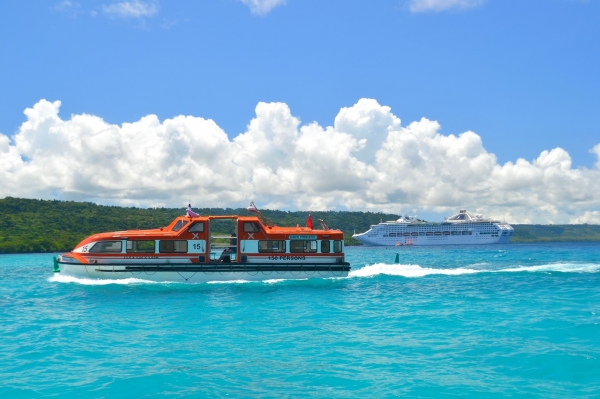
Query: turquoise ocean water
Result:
<box><xmin>1</xmin><ymin>243</ymin><xmax>599</xmax><ymax>398</ymax></box>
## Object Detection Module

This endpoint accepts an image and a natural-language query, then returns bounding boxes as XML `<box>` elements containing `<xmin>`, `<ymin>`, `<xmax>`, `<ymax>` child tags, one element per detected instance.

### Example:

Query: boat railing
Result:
<box><xmin>211</xmin><ymin>234</ymin><xmax>234</xmax><ymax>239</ymax></box>
<box><xmin>210</xmin><ymin>242</ymin><xmax>234</xmax><ymax>248</ymax></box>
<box><xmin>209</xmin><ymin>234</ymin><xmax>236</xmax><ymax>248</ymax></box>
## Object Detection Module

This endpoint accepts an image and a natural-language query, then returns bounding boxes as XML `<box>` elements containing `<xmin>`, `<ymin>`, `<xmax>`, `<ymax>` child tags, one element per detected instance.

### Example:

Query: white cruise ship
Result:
<box><xmin>353</xmin><ymin>210</ymin><xmax>513</xmax><ymax>246</ymax></box>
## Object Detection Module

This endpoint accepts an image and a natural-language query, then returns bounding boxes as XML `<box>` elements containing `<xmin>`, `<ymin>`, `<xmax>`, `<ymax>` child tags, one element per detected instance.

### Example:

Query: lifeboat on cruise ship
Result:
<box><xmin>55</xmin><ymin>204</ymin><xmax>350</xmax><ymax>283</ymax></box>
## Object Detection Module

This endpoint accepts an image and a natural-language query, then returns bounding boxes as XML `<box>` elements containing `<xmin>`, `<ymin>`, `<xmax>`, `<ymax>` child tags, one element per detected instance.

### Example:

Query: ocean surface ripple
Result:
<box><xmin>1</xmin><ymin>243</ymin><xmax>599</xmax><ymax>398</ymax></box>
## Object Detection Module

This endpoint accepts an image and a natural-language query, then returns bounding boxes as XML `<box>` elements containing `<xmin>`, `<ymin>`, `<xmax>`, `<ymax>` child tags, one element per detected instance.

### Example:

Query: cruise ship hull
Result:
<box><xmin>354</xmin><ymin>233</ymin><xmax>511</xmax><ymax>246</ymax></box>
<box><xmin>353</xmin><ymin>211</ymin><xmax>514</xmax><ymax>246</ymax></box>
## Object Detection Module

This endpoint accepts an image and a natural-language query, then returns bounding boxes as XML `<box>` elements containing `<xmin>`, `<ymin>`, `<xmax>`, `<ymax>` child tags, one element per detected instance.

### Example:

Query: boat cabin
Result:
<box><xmin>70</xmin><ymin>215</ymin><xmax>346</xmax><ymax>265</ymax></box>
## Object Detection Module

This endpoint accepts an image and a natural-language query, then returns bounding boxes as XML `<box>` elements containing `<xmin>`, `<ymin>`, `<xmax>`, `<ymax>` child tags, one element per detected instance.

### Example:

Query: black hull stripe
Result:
<box><xmin>58</xmin><ymin>262</ymin><xmax>351</xmax><ymax>273</ymax></box>
<box><xmin>103</xmin><ymin>265</ymin><xmax>350</xmax><ymax>273</ymax></box>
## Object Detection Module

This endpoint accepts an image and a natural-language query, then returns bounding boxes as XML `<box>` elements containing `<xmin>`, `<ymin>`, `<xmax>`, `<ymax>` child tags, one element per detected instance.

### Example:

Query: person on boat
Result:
<box><xmin>219</xmin><ymin>234</ymin><xmax>237</xmax><ymax>262</ymax></box>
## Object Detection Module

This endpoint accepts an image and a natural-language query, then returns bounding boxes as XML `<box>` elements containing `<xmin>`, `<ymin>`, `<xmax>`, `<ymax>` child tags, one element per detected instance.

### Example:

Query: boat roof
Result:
<box><xmin>87</xmin><ymin>215</ymin><xmax>341</xmax><ymax>240</ymax></box>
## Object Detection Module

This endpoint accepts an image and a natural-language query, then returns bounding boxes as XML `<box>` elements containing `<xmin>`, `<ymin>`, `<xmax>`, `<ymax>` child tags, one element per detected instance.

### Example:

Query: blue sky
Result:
<box><xmin>2</xmin><ymin>0</ymin><xmax>598</xmax><ymax>166</ymax></box>
<box><xmin>1</xmin><ymin>0</ymin><xmax>600</xmax><ymax>223</ymax></box>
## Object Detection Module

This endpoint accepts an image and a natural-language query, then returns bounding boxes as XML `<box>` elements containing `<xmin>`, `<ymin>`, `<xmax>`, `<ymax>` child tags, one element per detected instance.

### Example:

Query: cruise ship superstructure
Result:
<box><xmin>352</xmin><ymin>210</ymin><xmax>513</xmax><ymax>246</ymax></box>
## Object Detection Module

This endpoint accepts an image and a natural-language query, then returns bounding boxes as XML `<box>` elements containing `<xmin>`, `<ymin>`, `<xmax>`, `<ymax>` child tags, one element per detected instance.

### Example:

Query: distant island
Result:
<box><xmin>0</xmin><ymin>197</ymin><xmax>396</xmax><ymax>253</ymax></box>
<box><xmin>1</xmin><ymin>197</ymin><xmax>599</xmax><ymax>254</ymax></box>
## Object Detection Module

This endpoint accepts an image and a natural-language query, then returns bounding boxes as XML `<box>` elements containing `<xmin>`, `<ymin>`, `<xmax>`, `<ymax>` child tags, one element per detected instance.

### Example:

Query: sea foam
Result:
<box><xmin>47</xmin><ymin>262</ymin><xmax>600</xmax><ymax>285</ymax></box>
<box><xmin>499</xmin><ymin>262</ymin><xmax>600</xmax><ymax>274</ymax></box>
<box><xmin>348</xmin><ymin>263</ymin><xmax>481</xmax><ymax>278</ymax></box>
<box><xmin>348</xmin><ymin>262</ymin><xmax>600</xmax><ymax>278</ymax></box>
<box><xmin>48</xmin><ymin>274</ymin><xmax>165</xmax><ymax>285</ymax></box>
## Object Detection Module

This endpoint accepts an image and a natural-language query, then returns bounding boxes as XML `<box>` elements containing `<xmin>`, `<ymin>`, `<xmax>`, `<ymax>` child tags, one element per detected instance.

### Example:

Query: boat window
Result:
<box><xmin>159</xmin><ymin>240</ymin><xmax>188</xmax><ymax>253</ymax></box>
<box><xmin>290</xmin><ymin>240</ymin><xmax>317</xmax><ymax>253</ymax></box>
<box><xmin>188</xmin><ymin>223</ymin><xmax>204</xmax><ymax>233</ymax></box>
<box><xmin>333</xmin><ymin>240</ymin><xmax>343</xmax><ymax>253</ymax></box>
<box><xmin>89</xmin><ymin>241</ymin><xmax>122</xmax><ymax>253</ymax></box>
<box><xmin>243</xmin><ymin>222</ymin><xmax>260</xmax><ymax>233</ymax></box>
<box><xmin>258</xmin><ymin>240</ymin><xmax>286</xmax><ymax>253</ymax></box>
<box><xmin>172</xmin><ymin>220</ymin><xmax>189</xmax><ymax>232</ymax></box>
<box><xmin>321</xmin><ymin>240</ymin><xmax>330</xmax><ymax>253</ymax></box>
<box><xmin>126</xmin><ymin>240</ymin><xmax>155</xmax><ymax>253</ymax></box>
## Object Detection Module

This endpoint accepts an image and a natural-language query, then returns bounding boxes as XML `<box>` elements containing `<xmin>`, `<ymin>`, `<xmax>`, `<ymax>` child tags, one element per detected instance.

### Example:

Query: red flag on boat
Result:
<box><xmin>247</xmin><ymin>201</ymin><xmax>259</xmax><ymax>213</ymax></box>
<box><xmin>307</xmin><ymin>212</ymin><xmax>313</xmax><ymax>229</ymax></box>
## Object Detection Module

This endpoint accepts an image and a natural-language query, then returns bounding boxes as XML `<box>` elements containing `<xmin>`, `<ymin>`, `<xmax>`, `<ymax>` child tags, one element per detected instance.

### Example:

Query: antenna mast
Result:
<box><xmin>247</xmin><ymin>201</ymin><xmax>274</xmax><ymax>227</ymax></box>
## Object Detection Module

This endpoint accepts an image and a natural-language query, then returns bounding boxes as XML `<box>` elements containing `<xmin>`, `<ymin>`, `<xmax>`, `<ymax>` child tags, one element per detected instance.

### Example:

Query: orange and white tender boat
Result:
<box><xmin>56</xmin><ymin>205</ymin><xmax>350</xmax><ymax>282</ymax></box>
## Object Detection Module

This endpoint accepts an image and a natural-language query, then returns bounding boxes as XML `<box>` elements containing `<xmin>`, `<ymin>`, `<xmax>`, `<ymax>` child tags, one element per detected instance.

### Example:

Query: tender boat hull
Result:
<box><xmin>55</xmin><ymin>209</ymin><xmax>351</xmax><ymax>283</ymax></box>
<box><xmin>58</xmin><ymin>262</ymin><xmax>350</xmax><ymax>283</ymax></box>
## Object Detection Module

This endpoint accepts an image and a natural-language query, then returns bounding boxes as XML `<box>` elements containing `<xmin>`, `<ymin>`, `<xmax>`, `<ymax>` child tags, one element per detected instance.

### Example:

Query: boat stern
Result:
<box><xmin>54</xmin><ymin>252</ymin><xmax>92</xmax><ymax>277</ymax></box>
<box><xmin>497</xmin><ymin>223</ymin><xmax>514</xmax><ymax>244</ymax></box>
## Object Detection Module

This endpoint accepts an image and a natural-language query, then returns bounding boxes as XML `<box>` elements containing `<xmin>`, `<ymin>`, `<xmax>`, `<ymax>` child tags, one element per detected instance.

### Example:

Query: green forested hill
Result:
<box><xmin>1</xmin><ymin>197</ymin><xmax>599</xmax><ymax>253</ymax></box>
<box><xmin>511</xmin><ymin>224</ymin><xmax>600</xmax><ymax>243</ymax></box>
<box><xmin>0</xmin><ymin>197</ymin><xmax>397</xmax><ymax>253</ymax></box>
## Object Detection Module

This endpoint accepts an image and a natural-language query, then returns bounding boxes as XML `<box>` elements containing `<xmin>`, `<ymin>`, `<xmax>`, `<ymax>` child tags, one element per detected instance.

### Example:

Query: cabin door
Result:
<box><xmin>207</xmin><ymin>218</ymin><xmax>238</xmax><ymax>263</ymax></box>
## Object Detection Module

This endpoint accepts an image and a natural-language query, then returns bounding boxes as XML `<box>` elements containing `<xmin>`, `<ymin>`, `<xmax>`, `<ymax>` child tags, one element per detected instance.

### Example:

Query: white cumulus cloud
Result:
<box><xmin>591</xmin><ymin>143</ymin><xmax>600</xmax><ymax>169</ymax></box>
<box><xmin>408</xmin><ymin>0</ymin><xmax>487</xmax><ymax>13</ymax></box>
<box><xmin>570</xmin><ymin>211</ymin><xmax>600</xmax><ymax>224</ymax></box>
<box><xmin>1</xmin><ymin>98</ymin><xmax>600</xmax><ymax>224</ymax></box>
<box><xmin>102</xmin><ymin>0</ymin><xmax>158</xmax><ymax>19</ymax></box>
<box><xmin>239</xmin><ymin>0</ymin><xmax>287</xmax><ymax>15</ymax></box>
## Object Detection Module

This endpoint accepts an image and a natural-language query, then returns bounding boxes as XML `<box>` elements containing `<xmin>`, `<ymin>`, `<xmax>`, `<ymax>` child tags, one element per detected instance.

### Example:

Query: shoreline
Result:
<box><xmin>2</xmin><ymin>197</ymin><xmax>599</xmax><ymax>254</ymax></box>
<box><xmin>1</xmin><ymin>240</ymin><xmax>599</xmax><ymax>255</ymax></box>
